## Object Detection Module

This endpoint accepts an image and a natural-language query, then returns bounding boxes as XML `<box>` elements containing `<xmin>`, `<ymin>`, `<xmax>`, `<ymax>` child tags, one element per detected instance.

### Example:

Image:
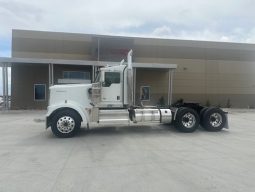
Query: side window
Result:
<box><xmin>34</xmin><ymin>84</ymin><xmax>46</xmax><ymax>101</ymax></box>
<box><xmin>63</xmin><ymin>71</ymin><xmax>90</xmax><ymax>80</ymax></box>
<box><xmin>103</xmin><ymin>72</ymin><xmax>120</xmax><ymax>87</ymax></box>
<box><xmin>140</xmin><ymin>86</ymin><xmax>150</xmax><ymax>101</ymax></box>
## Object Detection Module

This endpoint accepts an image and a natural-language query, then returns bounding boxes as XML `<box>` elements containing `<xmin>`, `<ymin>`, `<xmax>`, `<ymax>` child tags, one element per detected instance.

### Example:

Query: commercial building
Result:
<box><xmin>1</xmin><ymin>29</ymin><xmax>255</xmax><ymax>109</ymax></box>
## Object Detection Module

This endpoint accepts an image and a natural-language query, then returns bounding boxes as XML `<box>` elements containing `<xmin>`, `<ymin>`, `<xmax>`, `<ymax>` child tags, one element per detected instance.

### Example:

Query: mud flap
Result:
<box><xmin>224</xmin><ymin>112</ymin><xmax>229</xmax><ymax>129</ymax></box>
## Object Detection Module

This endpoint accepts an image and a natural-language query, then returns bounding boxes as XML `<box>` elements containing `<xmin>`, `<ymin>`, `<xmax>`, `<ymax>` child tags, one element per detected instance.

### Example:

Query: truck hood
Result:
<box><xmin>49</xmin><ymin>84</ymin><xmax>92</xmax><ymax>108</ymax></box>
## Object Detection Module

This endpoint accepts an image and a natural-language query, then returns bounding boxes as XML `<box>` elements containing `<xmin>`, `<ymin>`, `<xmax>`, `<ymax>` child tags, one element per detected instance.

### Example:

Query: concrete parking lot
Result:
<box><xmin>0</xmin><ymin>109</ymin><xmax>255</xmax><ymax>192</ymax></box>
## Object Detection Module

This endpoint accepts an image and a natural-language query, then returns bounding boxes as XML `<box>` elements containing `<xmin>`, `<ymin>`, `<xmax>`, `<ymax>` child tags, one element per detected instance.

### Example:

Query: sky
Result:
<box><xmin>0</xmin><ymin>0</ymin><xmax>255</xmax><ymax>94</ymax></box>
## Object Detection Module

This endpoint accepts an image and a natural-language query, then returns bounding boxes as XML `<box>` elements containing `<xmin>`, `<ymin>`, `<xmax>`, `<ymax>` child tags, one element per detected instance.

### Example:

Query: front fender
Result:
<box><xmin>46</xmin><ymin>103</ymin><xmax>90</xmax><ymax>128</ymax></box>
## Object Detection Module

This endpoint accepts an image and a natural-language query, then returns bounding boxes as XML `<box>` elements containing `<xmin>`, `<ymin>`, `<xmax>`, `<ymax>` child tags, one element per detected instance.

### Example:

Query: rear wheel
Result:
<box><xmin>51</xmin><ymin>110</ymin><xmax>81</xmax><ymax>138</ymax></box>
<box><xmin>202</xmin><ymin>107</ymin><xmax>226</xmax><ymax>132</ymax></box>
<box><xmin>175</xmin><ymin>107</ymin><xmax>200</xmax><ymax>133</ymax></box>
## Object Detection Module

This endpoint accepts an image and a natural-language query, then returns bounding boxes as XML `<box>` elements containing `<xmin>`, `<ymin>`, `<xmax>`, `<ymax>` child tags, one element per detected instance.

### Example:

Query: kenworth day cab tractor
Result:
<box><xmin>46</xmin><ymin>50</ymin><xmax>228</xmax><ymax>138</ymax></box>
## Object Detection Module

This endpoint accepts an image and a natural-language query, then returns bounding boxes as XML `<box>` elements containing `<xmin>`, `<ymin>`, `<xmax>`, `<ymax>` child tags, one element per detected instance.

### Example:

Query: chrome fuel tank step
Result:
<box><xmin>99</xmin><ymin>109</ymin><xmax>130</xmax><ymax>124</ymax></box>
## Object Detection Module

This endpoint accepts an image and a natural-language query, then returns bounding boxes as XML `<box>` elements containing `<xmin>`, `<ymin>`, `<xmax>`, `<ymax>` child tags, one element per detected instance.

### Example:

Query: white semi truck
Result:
<box><xmin>46</xmin><ymin>50</ymin><xmax>228</xmax><ymax>138</ymax></box>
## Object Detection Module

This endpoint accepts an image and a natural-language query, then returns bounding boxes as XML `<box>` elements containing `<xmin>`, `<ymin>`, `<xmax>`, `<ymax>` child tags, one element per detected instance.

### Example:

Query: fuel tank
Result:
<box><xmin>134</xmin><ymin>108</ymin><xmax>172</xmax><ymax>123</ymax></box>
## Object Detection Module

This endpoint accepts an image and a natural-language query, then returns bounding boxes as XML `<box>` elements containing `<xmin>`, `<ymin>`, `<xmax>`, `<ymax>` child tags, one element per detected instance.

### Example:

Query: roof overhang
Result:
<box><xmin>0</xmin><ymin>57</ymin><xmax>177</xmax><ymax>69</ymax></box>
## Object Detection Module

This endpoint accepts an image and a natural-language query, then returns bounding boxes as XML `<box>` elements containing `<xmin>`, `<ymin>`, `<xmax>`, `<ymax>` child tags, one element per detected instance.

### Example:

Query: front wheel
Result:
<box><xmin>51</xmin><ymin>110</ymin><xmax>81</xmax><ymax>138</ymax></box>
<box><xmin>174</xmin><ymin>107</ymin><xmax>200</xmax><ymax>133</ymax></box>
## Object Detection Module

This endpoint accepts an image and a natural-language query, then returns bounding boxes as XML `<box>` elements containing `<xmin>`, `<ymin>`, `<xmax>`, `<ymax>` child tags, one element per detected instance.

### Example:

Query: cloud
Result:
<box><xmin>0</xmin><ymin>0</ymin><xmax>255</xmax><ymax>59</ymax></box>
<box><xmin>0</xmin><ymin>0</ymin><xmax>44</xmax><ymax>37</ymax></box>
<box><xmin>152</xmin><ymin>26</ymin><xmax>172</xmax><ymax>37</ymax></box>
<box><xmin>245</xmin><ymin>28</ymin><xmax>255</xmax><ymax>43</ymax></box>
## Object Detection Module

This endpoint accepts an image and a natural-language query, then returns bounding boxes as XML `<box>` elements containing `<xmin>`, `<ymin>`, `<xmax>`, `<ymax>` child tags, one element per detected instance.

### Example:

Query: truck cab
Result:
<box><xmin>95</xmin><ymin>64</ymin><xmax>126</xmax><ymax>108</ymax></box>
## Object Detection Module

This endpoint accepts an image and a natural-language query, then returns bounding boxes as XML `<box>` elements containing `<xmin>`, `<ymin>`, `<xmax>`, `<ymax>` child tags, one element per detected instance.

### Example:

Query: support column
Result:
<box><xmin>51</xmin><ymin>64</ymin><xmax>54</xmax><ymax>85</ymax></box>
<box><xmin>48</xmin><ymin>63</ymin><xmax>54</xmax><ymax>86</ymax></box>
<box><xmin>167</xmin><ymin>69</ymin><xmax>174</xmax><ymax>105</ymax></box>
<box><xmin>2</xmin><ymin>64</ymin><xmax>5</xmax><ymax>110</ymax></box>
<box><xmin>5</xmin><ymin>65</ymin><xmax>8</xmax><ymax>109</ymax></box>
<box><xmin>2</xmin><ymin>63</ymin><xmax>9</xmax><ymax>110</ymax></box>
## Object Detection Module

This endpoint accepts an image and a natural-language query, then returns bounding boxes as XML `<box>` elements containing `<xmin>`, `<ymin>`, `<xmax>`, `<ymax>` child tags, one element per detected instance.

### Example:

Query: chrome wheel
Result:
<box><xmin>209</xmin><ymin>113</ymin><xmax>222</xmax><ymax>127</ymax></box>
<box><xmin>57</xmin><ymin>116</ymin><xmax>75</xmax><ymax>133</ymax></box>
<box><xmin>202</xmin><ymin>108</ymin><xmax>226</xmax><ymax>132</ymax></box>
<box><xmin>175</xmin><ymin>107</ymin><xmax>199</xmax><ymax>133</ymax></box>
<box><xmin>182</xmin><ymin>113</ymin><xmax>196</xmax><ymax>128</ymax></box>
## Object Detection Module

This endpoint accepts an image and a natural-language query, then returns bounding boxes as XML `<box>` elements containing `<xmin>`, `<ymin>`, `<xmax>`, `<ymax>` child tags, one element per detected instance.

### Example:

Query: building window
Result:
<box><xmin>140</xmin><ymin>86</ymin><xmax>150</xmax><ymax>101</ymax></box>
<box><xmin>34</xmin><ymin>84</ymin><xmax>46</xmax><ymax>101</ymax></box>
<box><xmin>63</xmin><ymin>71</ymin><xmax>90</xmax><ymax>80</ymax></box>
<box><xmin>103</xmin><ymin>72</ymin><xmax>120</xmax><ymax>87</ymax></box>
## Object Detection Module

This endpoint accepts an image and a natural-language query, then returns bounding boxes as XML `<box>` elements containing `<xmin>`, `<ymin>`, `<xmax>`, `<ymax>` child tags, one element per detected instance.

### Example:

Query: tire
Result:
<box><xmin>51</xmin><ymin>109</ymin><xmax>81</xmax><ymax>138</ymax></box>
<box><xmin>199</xmin><ymin>107</ymin><xmax>208</xmax><ymax>119</ymax></box>
<box><xmin>202</xmin><ymin>107</ymin><xmax>226</xmax><ymax>132</ymax></box>
<box><xmin>175</xmin><ymin>107</ymin><xmax>200</xmax><ymax>133</ymax></box>
<box><xmin>199</xmin><ymin>107</ymin><xmax>208</xmax><ymax>125</ymax></box>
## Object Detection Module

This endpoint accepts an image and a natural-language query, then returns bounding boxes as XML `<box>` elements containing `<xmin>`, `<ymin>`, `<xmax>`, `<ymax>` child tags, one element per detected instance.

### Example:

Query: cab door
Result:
<box><xmin>101</xmin><ymin>71</ymin><xmax>122</xmax><ymax>106</ymax></box>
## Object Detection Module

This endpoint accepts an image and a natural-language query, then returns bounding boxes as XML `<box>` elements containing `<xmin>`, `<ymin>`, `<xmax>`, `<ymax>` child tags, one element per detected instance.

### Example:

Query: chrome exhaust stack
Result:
<box><xmin>127</xmin><ymin>50</ymin><xmax>133</xmax><ymax>107</ymax></box>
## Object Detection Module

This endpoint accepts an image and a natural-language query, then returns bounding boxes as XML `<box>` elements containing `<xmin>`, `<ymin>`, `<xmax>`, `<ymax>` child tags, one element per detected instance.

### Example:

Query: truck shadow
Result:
<box><xmin>76</xmin><ymin>124</ymin><xmax>229</xmax><ymax>137</ymax></box>
<box><xmin>77</xmin><ymin>125</ymin><xmax>174</xmax><ymax>137</ymax></box>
